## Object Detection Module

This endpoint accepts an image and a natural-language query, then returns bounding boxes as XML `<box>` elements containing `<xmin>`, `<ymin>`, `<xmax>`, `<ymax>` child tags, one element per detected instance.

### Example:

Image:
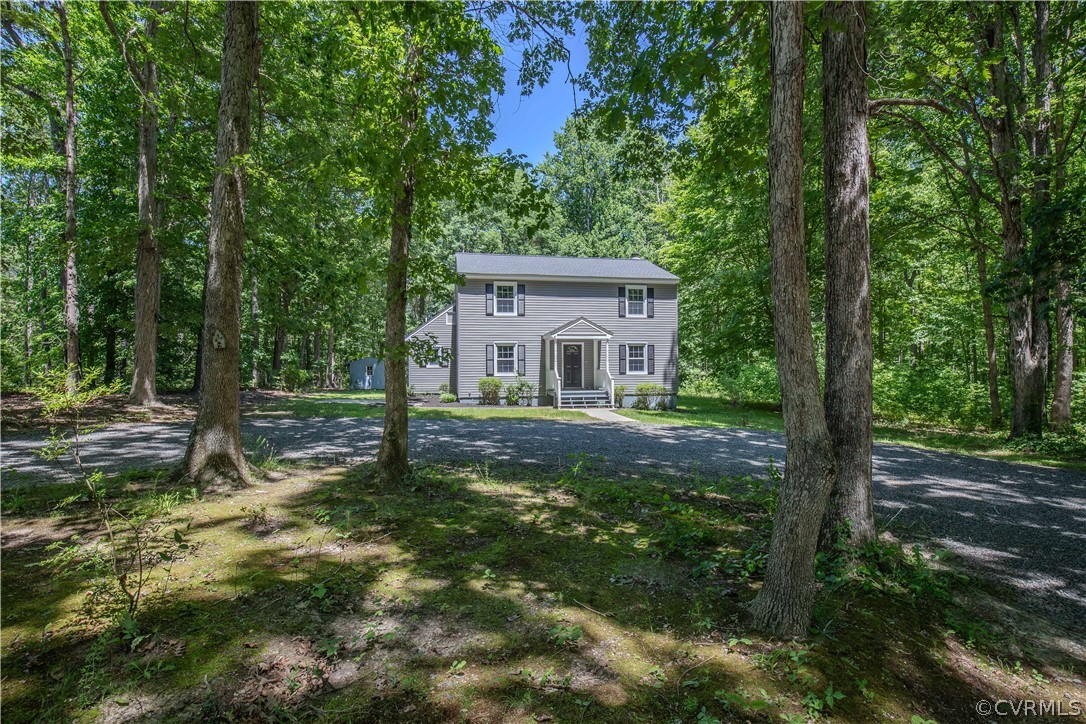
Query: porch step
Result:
<box><xmin>558</xmin><ymin>390</ymin><xmax>611</xmax><ymax>409</ymax></box>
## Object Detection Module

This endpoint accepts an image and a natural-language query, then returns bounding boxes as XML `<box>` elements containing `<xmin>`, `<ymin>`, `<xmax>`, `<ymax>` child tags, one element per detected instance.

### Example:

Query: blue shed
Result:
<box><xmin>348</xmin><ymin>358</ymin><xmax>385</xmax><ymax>390</ymax></box>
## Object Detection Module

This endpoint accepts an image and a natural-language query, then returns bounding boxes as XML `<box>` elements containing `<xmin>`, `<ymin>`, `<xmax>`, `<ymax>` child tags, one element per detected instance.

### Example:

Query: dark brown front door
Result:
<box><xmin>563</xmin><ymin>344</ymin><xmax>582</xmax><ymax>388</ymax></box>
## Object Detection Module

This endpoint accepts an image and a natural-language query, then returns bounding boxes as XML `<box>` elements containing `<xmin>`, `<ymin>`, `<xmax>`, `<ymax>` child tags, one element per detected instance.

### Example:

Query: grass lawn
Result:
<box><xmin>259</xmin><ymin>392</ymin><xmax>589</xmax><ymax>422</ymax></box>
<box><xmin>618</xmin><ymin>394</ymin><xmax>1086</xmax><ymax>470</ymax></box>
<box><xmin>2</xmin><ymin>461</ymin><xmax>1082</xmax><ymax>722</ymax></box>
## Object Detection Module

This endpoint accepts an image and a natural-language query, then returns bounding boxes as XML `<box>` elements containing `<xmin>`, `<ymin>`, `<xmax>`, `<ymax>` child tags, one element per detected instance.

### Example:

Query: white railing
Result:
<box><xmin>602</xmin><ymin>366</ymin><xmax>615</xmax><ymax>407</ymax></box>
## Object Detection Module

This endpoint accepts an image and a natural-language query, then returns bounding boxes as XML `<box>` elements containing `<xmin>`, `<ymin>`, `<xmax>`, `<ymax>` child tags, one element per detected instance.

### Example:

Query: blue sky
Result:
<box><xmin>489</xmin><ymin>30</ymin><xmax>590</xmax><ymax>166</ymax></box>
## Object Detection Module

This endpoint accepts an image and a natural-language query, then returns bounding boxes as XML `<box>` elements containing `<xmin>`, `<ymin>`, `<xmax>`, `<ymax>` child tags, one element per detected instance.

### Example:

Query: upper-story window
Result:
<box><xmin>445</xmin><ymin>310</ymin><xmax>454</xmax><ymax>325</ymax></box>
<box><xmin>626</xmin><ymin>285</ymin><xmax>647</xmax><ymax>317</ymax></box>
<box><xmin>495</xmin><ymin>282</ymin><xmax>516</xmax><ymax>315</ymax></box>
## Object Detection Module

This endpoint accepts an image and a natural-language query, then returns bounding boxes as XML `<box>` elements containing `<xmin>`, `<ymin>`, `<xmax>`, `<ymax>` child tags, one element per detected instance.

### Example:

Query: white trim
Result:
<box><xmin>493</xmin><ymin>340</ymin><xmax>517</xmax><ymax>376</ymax></box>
<box><xmin>625</xmin><ymin>285</ymin><xmax>647</xmax><ymax>318</ymax></box>
<box><xmin>493</xmin><ymin>280</ymin><xmax>517</xmax><ymax>316</ymax></box>
<box><xmin>463</xmin><ymin>273</ymin><xmax>677</xmax><ymax>284</ymax></box>
<box><xmin>545</xmin><ymin>317</ymin><xmax>613</xmax><ymax>340</ymax></box>
<box><xmin>625</xmin><ymin>342</ymin><xmax>648</xmax><ymax>374</ymax></box>
<box><xmin>445</xmin><ymin>311</ymin><xmax>454</xmax><ymax>325</ymax></box>
<box><xmin>561</xmin><ymin>342</ymin><xmax>585</xmax><ymax>389</ymax></box>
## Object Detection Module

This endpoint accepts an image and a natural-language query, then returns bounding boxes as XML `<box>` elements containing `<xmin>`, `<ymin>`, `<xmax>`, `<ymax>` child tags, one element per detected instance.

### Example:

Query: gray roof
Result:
<box><xmin>455</xmin><ymin>252</ymin><xmax>678</xmax><ymax>282</ymax></box>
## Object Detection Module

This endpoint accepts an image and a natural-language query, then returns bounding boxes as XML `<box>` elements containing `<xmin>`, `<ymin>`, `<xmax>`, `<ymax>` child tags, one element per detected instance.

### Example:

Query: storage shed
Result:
<box><xmin>348</xmin><ymin>358</ymin><xmax>385</xmax><ymax>390</ymax></box>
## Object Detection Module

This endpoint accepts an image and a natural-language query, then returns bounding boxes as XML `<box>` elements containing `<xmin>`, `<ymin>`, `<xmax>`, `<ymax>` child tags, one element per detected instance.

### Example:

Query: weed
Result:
<box><xmin>547</xmin><ymin>623</ymin><xmax>582</xmax><ymax>647</ymax></box>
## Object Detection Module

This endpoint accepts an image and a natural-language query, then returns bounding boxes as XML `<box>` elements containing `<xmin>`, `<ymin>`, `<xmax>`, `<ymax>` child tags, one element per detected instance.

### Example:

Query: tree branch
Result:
<box><xmin>868</xmin><ymin>97</ymin><xmax>952</xmax><ymax>115</ymax></box>
<box><xmin>98</xmin><ymin>1</ymin><xmax>146</xmax><ymax>88</ymax></box>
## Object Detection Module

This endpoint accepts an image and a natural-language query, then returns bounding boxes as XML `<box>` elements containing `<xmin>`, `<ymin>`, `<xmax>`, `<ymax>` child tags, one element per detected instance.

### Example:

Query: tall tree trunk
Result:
<box><xmin>105</xmin><ymin>327</ymin><xmax>117</xmax><ymax>383</ymax></box>
<box><xmin>182</xmin><ymin>0</ymin><xmax>258</xmax><ymax>488</ymax></box>
<box><xmin>58</xmin><ymin>1</ymin><xmax>80</xmax><ymax>394</ymax></box>
<box><xmin>377</xmin><ymin>177</ymin><xmax>414</xmax><ymax>484</ymax></box>
<box><xmin>249</xmin><ymin>270</ymin><xmax>260</xmax><ymax>387</ymax></box>
<box><xmin>1050</xmin><ymin>278</ymin><xmax>1073</xmax><ymax>429</ymax></box>
<box><xmin>750</xmin><ymin>1</ymin><xmax>837</xmax><ymax>638</ymax></box>
<box><xmin>101</xmin><ymin>2</ymin><xmax>162</xmax><ymax>405</ymax></box>
<box><xmin>985</xmin><ymin>13</ymin><xmax>1048</xmax><ymax>438</ymax></box>
<box><xmin>976</xmin><ymin>247</ymin><xmax>1003</xmax><ymax>427</ymax></box>
<box><xmin>820</xmin><ymin>0</ymin><xmax>875</xmax><ymax>549</ymax></box>
<box><xmin>325</xmin><ymin>325</ymin><xmax>335</xmax><ymax>389</ymax></box>
<box><xmin>376</xmin><ymin>30</ymin><xmax>419</xmax><ymax>486</ymax></box>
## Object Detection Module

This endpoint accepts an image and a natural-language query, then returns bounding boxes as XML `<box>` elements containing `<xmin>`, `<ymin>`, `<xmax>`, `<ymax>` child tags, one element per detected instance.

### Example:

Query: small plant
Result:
<box><xmin>612</xmin><ymin>384</ymin><xmax>626</xmax><ymax>408</ymax></box>
<box><xmin>447</xmin><ymin>659</ymin><xmax>467</xmax><ymax>675</ymax></box>
<box><xmin>241</xmin><ymin>504</ymin><xmax>270</xmax><ymax>529</ymax></box>
<box><xmin>406</xmin><ymin>384</ymin><xmax>416</xmax><ymax>396</ymax></box>
<box><xmin>503</xmin><ymin>376</ymin><xmax>534</xmax><ymax>405</ymax></box>
<box><xmin>631</xmin><ymin>383</ymin><xmax>668</xmax><ymax>410</ymax></box>
<box><xmin>439</xmin><ymin>392</ymin><xmax>457</xmax><ymax>403</ymax></box>
<box><xmin>438</xmin><ymin>382</ymin><xmax>450</xmax><ymax>394</ymax></box>
<box><xmin>548</xmin><ymin>623</ymin><xmax>582</xmax><ymax>647</ymax></box>
<box><xmin>478</xmin><ymin>377</ymin><xmax>502</xmax><ymax>405</ymax></box>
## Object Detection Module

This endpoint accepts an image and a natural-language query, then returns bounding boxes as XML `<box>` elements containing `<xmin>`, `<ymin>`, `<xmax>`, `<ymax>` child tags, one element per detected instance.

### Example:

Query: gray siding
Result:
<box><xmin>407</xmin><ymin>307</ymin><xmax>454</xmax><ymax>394</ymax></box>
<box><xmin>455</xmin><ymin>279</ymin><xmax>678</xmax><ymax>402</ymax></box>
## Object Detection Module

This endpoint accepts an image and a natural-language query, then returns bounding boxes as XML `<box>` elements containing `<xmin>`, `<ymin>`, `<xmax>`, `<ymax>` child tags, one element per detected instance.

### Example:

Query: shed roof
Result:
<box><xmin>455</xmin><ymin>252</ymin><xmax>678</xmax><ymax>282</ymax></box>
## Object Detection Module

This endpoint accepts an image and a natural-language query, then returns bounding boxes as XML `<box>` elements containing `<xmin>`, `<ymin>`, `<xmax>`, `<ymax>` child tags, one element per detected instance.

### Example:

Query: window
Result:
<box><xmin>627</xmin><ymin>344</ymin><xmax>646</xmax><ymax>373</ymax></box>
<box><xmin>495</xmin><ymin>282</ymin><xmax>516</xmax><ymax>315</ymax></box>
<box><xmin>365</xmin><ymin>365</ymin><xmax>374</xmax><ymax>377</ymax></box>
<box><xmin>495</xmin><ymin>343</ymin><xmax>515</xmax><ymax>375</ymax></box>
<box><xmin>445</xmin><ymin>311</ymin><xmax>454</xmax><ymax>325</ymax></box>
<box><xmin>626</xmin><ymin>286</ymin><xmax>646</xmax><ymax>317</ymax></box>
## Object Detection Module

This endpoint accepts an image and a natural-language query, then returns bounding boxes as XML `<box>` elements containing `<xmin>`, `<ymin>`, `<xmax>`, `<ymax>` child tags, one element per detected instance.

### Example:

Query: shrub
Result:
<box><xmin>438</xmin><ymin>382</ymin><xmax>450</xmax><ymax>394</ymax></box>
<box><xmin>406</xmin><ymin>384</ymin><xmax>416</xmax><ymax>397</ymax></box>
<box><xmin>632</xmin><ymin>383</ymin><xmax>668</xmax><ymax>410</ymax></box>
<box><xmin>439</xmin><ymin>392</ymin><xmax>457</xmax><ymax>403</ymax></box>
<box><xmin>613</xmin><ymin>384</ymin><xmax>627</xmax><ymax>408</ymax></box>
<box><xmin>279</xmin><ymin>364</ymin><xmax>311</xmax><ymax>392</ymax></box>
<box><xmin>504</xmin><ymin>377</ymin><xmax>534</xmax><ymax>406</ymax></box>
<box><xmin>478</xmin><ymin>377</ymin><xmax>502</xmax><ymax>405</ymax></box>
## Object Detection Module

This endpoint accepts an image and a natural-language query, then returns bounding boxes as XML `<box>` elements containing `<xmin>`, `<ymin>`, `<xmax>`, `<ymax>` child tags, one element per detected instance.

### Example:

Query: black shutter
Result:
<box><xmin>647</xmin><ymin>344</ymin><xmax>655</xmax><ymax>374</ymax></box>
<box><xmin>647</xmin><ymin>288</ymin><xmax>655</xmax><ymax>318</ymax></box>
<box><xmin>517</xmin><ymin>344</ymin><xmax>526</xmax><ymax>375</ymax></box>
<box><xmin>485</xmin><ymin>344</ymin><xmax>494</xmax><ymax>376</ymax></box>
<box><xmin>618</xmin><ymin>286</ymin><xmax>626</xmax><ymax>317</ymax></box>
<box><xmin>517</xmin><ymin>283</ymin><xmax>525</xmax><ymax>316</ymax></box>
<box><xmin>485</xmin><ymin>283</ymin><xmax>494</xmax><ymax>316</ymax></box>
<box><xmin>619</xmin><ymin>344</ymin><xmax>627</xmax><ymax>375</ymax></box>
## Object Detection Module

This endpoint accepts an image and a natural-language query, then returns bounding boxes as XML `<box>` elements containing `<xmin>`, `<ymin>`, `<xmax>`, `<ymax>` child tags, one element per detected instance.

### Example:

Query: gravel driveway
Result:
<box><xmin>3</xmin><ymin>414</ymin><xmax>1084</xmax><ymax>633</ymax></box>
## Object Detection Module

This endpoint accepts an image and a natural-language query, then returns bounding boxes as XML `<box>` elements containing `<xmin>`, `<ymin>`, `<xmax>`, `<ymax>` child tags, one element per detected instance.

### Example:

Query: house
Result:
<box><xmin>408</xmin><ymin>253</ymin><xmax>679</xmax><ymax>408</ymax></box>
<box><xmin>348</xmin><ymin>357</ymin><xmax>385</xmax><ymax>390</ymax></box>
<box><xmin>405</xmin><ymin>304</ymin><xmax>454</xmax><ymax>394</ymax></box>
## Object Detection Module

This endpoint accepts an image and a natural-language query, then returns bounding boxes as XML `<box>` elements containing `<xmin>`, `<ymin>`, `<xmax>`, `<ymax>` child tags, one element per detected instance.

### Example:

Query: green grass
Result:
<box><xmin>2</xmin><ymin>461</ymin><xmax>1081</xmax><ymax>722</ymax></box>
<box><xmin>618</xmin><ymin>394</ymin><xmax>1086</xmax><ymax>470</ymax></box>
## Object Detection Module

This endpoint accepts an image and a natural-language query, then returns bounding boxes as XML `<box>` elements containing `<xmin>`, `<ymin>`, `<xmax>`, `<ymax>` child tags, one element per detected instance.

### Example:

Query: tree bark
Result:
<box><xmin>249</xmin><ymin>270</ymin><xmax>260</xmax><ymax>387</ymax></box>
<box><xmin>820</xmin><ymin>0</ymin><xmax>875</xmax><ymax>549</ymax></box>
<box><xmin>58</xmin><ymin>1</ymin><xmax>80</xmax><ymax>394</ymax></box>
<box><xmin>376</xmin><ymin>177</ymin><xmax>414</xmax><ymax>484</ymax></box>
<box><xmin>1050</xmin><ymin>278</ymin><xmax>1073</xmax><ymax>429</ymax></box>
<box><xmin>182</xmin><ymin>0</ymin><xmax>259</xmax><ymax>488</ymax></box>
<box><xmin>984</xmin><ymin>12</ymin><xmax>1048</xmax><ymax>438</ymax></box>
<box><xmin>325</xmin><ymin>325</ymin><xmax>335</xmax><ymax>389</ymax></box>
<box><xmin>750</xmin><ymin>1</ymin><xmax>837</xmax><ymax>639</ymax></box>
<box><xmin>976</xmin><ymin>247</ymin><xmax>1003</xmax><ymax>427</ymax></box>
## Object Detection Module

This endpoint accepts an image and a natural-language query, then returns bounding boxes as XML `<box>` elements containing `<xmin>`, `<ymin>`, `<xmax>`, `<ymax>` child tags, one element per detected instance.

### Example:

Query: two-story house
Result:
<box><xmin>408</xmin><ymin>252</ymin><xmax>679</xmax><ymax>408</ymax></box>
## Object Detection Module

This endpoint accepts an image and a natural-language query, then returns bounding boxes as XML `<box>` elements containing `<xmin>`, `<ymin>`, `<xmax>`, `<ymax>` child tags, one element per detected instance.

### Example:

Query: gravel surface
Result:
<box><xmin>3</xmin><ymin>414</ymin><xmax>1084</xmax><ymax>633</ymax></box>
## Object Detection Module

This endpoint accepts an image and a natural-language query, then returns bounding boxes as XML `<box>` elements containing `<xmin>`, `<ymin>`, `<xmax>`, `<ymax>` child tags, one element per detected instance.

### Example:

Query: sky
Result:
<box><xmin>488</xmin><ymin>30</ymin><xmax>590</xmax><ymax>166</ymax></box>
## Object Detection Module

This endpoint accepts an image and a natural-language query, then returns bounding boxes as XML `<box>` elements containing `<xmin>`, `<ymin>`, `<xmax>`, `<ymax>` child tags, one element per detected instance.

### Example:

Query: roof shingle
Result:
<box><xmin>455</xmin><ymin>252</ymin><xmax>678</xmax><ymax>282</ymax></box>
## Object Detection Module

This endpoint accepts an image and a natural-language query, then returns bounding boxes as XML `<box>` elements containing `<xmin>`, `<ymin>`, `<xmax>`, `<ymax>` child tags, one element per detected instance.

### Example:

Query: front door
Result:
<box><xmin>563</xmin><ymin>344</ymin><xmax>582</xmax><ymax>388</ymax></box>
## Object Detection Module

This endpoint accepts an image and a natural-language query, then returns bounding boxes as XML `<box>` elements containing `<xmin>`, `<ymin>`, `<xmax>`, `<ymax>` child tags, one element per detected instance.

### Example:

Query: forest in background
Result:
<box><xmin>3</xmin><ymin>1</ymin><xmax>1084</xmax><ymax>438</ymax></box>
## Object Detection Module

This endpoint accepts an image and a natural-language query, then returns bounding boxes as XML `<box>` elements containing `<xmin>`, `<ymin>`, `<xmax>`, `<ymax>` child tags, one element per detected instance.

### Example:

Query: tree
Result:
<box><xmin>99</xmin><ymin>1</ymin><xmax>164</xmax><ymax>406</ymax></box>
<box><xmin>749</xmin><ymin>1</ymin><xmax>836</xmax><ymax>637</ymax></box>
<box><xmin>820</xmin><ymin>1</ymin><xmax>874</xmax><ymax>548</ymax></box>
<box><xmin>58</xmin><ymin>0</ymin><xmax>79</xmax><ymax>394</ymax></box>
<box><xmin>181</xmin><ymin>0</ymin><xmax>258</xmax><ymax>488</ymax></box>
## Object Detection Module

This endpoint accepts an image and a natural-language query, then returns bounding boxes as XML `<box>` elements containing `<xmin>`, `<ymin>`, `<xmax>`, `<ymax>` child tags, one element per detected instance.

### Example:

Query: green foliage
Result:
<box><xmin>631</xmin><ymin>383</ymin><xmax>669</xmax><ymax>411</ymax></box>
<box><xmin>503</xmin><ymin>377</ymin><xmax>534</xmax><ymax>406</ymax></box>
<box><xmin>612</xmin><ymin>384</ymin><xmax>627</xmax><ymax>407</ymax></box>
<box><xmin>478</xmin><ymin>377</ymin><xmax>502</xmax><ymax>405</ymax></box>
<box><xmin>278</xmin><ymin>364</ymin><xmax>312</xmax><ymax>392</ymax></box>
<box><xmin>439</xmin><ymin>392</ymin><xmax>457</xmax><ymax>404</ymax></box>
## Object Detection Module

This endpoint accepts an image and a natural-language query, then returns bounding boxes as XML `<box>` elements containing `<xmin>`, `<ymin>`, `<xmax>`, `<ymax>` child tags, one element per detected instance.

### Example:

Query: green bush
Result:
<box><xmin>504</xmin><ymin>377</ymin><xmax>534</xmax><ymax>406</ymax></box>
<box><xmin>438</xmin><ymin>382</ymin><xmax>450</xmax><ymax>394</ymax></box>
<box><xmin>613</xmin><ymin>384</ymin><xmax>627</xmax><ymax>408</ymax></box>
<box><xmin>478</xmin><ymin>377</ymin><xmax>502</xmax><ymax>405</ymax></box>
<box><xmin>279</xmin><ymin>364</ymin><xmax>311</xmax><ymax>392</ymax></box>
<box><xmin>439</xmin><ymin>392</ymin><xmax>457</xmax><ymax>403</ymax></box>
<box><xmin>632</xmin><ymin>383</ymin><xmax>669</xmax><ymax>410</ymax></box>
